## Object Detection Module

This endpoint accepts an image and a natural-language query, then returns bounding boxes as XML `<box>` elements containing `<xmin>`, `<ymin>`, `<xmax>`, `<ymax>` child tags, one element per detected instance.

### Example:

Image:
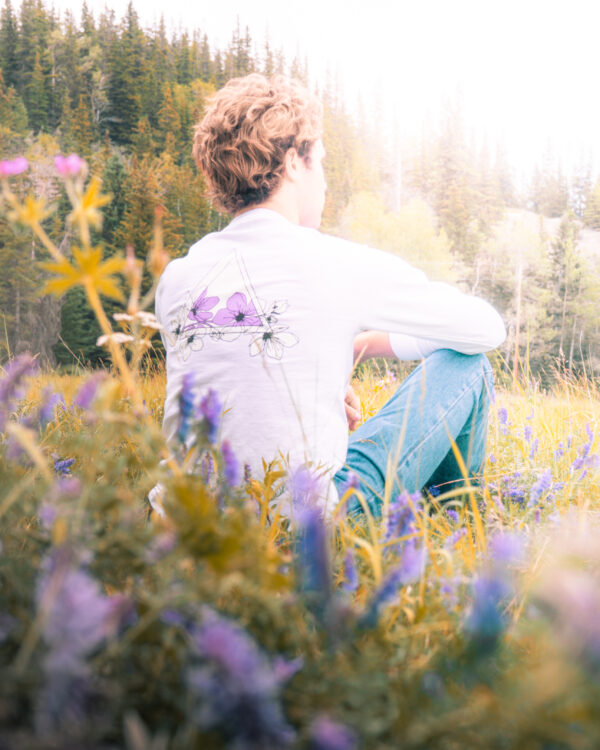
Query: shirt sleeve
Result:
<box><xmin>333</xmin><ymin>238</ymin><xmax>506</xmax><ymax>354</ymax></box>
<box><xmin>388</xmin><ymin>332</ymin><xmax>440</xmax><ymax>360</ymax></box>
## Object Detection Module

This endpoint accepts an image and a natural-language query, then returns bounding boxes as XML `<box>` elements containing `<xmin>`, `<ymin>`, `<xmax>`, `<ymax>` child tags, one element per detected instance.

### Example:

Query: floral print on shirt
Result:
<box><xmin>165</xmin><ymin>252</ymin><xmax>299</xmax><ymax>362</ymax></box>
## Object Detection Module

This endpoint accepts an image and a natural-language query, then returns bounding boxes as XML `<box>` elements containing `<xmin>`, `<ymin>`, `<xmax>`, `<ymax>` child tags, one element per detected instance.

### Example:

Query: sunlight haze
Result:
<box><xmin>42</xmin><ymin>0</ymin><xmax>600</xmax><ymax>180</ymax></box>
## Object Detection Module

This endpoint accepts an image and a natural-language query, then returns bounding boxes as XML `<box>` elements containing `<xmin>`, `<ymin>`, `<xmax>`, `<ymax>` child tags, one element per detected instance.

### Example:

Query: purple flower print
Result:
<box><xmin>187</xmin><ymin>288</ymin><xmax>219</xmax><ymax>326</ymax></box>
<box><xmin>213</xmin><ymin>292</ymin><xmax>261</xmax><ymax>327</ymax></box>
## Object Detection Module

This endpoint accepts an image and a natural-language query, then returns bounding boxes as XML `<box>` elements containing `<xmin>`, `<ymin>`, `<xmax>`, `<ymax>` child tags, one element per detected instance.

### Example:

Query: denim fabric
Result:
<box><xmin>334</xmin><ymin>349</ymin><xmax>494</xmax><ymax>516</ymax></box>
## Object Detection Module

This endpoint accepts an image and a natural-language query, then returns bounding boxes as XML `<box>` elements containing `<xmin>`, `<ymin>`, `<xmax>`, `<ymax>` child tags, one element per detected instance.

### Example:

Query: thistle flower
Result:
<box><xmin>0</xmin><ymin>156</ymin><xmax>28</xmax><ymax>177</ymax></box>
<box><xmin>309</xmin><ymin>715</ymin><xmax>357</xmax><ymax>750</ymax></box>
<box><xmin>54</xmin><ymin>153</ymin><xmax>86</xmax><ymax>177</ymax></box>
<box><xmin>221</xmin><ymin>440</ymin><xmax>241</xmax><ymax>487</ymax></box>
<box><xmin>198</xmin><ymin>388</ymin><xmax>222</xmax><ymax>444</ymax></box>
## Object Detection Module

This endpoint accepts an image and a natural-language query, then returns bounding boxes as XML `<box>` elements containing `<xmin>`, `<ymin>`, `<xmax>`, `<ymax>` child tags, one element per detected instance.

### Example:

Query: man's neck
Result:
<box><xmin>235</xmin><ymin>184</ymin><xmax>300</xmax><ymax>225</ymax></box>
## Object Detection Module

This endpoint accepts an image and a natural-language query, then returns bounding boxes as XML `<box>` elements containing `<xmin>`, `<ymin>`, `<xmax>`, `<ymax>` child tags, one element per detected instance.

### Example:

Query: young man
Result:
<box><xmin>154</xmin><ymin>74</ymin><xmax>505</xmax><ymax>517</ymax></box>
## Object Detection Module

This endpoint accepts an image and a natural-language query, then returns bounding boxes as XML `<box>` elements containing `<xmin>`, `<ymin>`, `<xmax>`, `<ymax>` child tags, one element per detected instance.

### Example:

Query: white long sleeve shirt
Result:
<box><xmin>155</xmin><ymin>208</ymin><xmax>505</xmax><ymax>513</ymax></box>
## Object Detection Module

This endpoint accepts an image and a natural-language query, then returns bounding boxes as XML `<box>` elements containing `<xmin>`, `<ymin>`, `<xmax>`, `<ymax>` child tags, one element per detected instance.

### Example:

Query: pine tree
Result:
<box><xmin>156</xmin><ymin>84</ymin><xmax>181</xmax><ymax>152</ymax></box>
<box><xmin>0</xmin><ymin>70</ymin><xmax>28</xmax><ymax>133</ymax></box>
<box><xmin>106</xmin><ymin>2</ymin><xmax>143</xmax><ymax>145</ymax></box>
<box><xmin>0</xmin><ymin>0</ymin><xmax>19</xmax><ymax>89</ymax></box>
<box><xmin>71</xmin><ymin>94</ymin><xmax>94</xmax><ymax>156</ymax></box>
<box><xmin>584</xmin><ymin>179</ymin><xmax>600</xmax><ymax>230</ymax></box>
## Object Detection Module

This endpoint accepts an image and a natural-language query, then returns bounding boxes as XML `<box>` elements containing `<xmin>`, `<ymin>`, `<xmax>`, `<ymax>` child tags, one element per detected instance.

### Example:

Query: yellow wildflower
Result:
<box><xmin>41</xmin><ymin>245</ymin><xmax>126</xmax><ymax>301</ymax></box>
<box><xmin>68</xmin><ymin>176</ymin><xmax>111</xmax><ymax>230</ymax></box>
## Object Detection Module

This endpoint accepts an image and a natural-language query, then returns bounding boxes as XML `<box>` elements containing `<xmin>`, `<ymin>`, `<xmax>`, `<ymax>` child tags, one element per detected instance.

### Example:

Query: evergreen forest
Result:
<box><xmin>2</xmin><ymin>0</ymin><xmax>600</xmax><ymax>383</ymax></box>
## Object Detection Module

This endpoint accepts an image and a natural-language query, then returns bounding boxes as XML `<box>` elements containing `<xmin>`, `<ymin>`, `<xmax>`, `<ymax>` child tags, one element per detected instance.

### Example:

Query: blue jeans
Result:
<box><xmin>333</xmin><ymin>350</ymin><xmax>494</xmax><ymax>516</ymax></box>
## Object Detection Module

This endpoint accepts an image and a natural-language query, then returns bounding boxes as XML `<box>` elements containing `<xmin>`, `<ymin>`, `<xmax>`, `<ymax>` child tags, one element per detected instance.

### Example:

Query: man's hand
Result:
<box><xmin>345</xmin><ymin>384</ymin><xmax>361</xmax><ymax>431</ymax></box>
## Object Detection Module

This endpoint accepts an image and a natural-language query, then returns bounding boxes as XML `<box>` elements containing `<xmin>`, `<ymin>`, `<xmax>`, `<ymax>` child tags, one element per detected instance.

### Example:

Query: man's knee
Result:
<box><xmin>423</xmin><ymin>349</ymin><xmax>493</xmax><ymax>391</ymax></box>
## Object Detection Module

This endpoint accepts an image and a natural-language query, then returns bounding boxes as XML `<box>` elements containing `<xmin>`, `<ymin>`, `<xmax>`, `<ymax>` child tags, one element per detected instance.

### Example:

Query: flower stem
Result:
<box><xmin>83</xmin><ymin>280</ymin><xmax>142</xmax><ymax>411</ymax></box>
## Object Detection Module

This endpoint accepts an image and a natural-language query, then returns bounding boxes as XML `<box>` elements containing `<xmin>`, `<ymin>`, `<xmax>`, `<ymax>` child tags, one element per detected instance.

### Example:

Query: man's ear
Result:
<box><xmin>283</xmin><ymin>147</ymin><xmax>301</xmax><ymax>183</ymax></box>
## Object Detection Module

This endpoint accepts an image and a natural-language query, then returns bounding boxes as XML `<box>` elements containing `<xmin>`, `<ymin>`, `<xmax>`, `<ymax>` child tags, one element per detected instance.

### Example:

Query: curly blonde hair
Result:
<box><xmin>192</xmin><ymin>74</ymin><xmax>323</xmax><ymax>214</ymax></box>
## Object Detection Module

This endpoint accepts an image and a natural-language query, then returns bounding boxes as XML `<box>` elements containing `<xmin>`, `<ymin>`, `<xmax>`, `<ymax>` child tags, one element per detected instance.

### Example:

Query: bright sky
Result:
<box><xmin>44</xmin><ymin>0</ymin><xmax>600</xmax><ymax>182</ymax></box>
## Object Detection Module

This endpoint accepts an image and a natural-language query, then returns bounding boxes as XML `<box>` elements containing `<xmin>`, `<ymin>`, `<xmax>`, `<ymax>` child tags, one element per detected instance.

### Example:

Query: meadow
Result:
<box><xmin>3</xmin><ymin>158</ymin><xmax>600</xmax><ymax>750</ymax></box>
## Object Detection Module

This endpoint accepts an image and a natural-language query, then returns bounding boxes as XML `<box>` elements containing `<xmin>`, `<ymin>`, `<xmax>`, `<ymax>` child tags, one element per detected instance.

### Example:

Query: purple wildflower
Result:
<box><xmin>0</xmin><ymin>156</ymin><xmax>28</xmax><ymax>177</ymax></box>
<box><xmin>554</xmin><ymin>442</ymin><xmax>564</xmax><ymax>460</ymax></box>
<box><xmin>73</xmin><ymin>372</ymin><xmax>105</xmax><ymax>410</ymax></box>
<box><xmin>361</xmin><ymin>568</ymin><xmax>403</xmax><ymax>627</ymax></box>
<box><xmin>289</xmin><ymin>465</ymin><xmax>321</xmax><ymax>510</ymax></box>
<box><xmin>198</xmin><ymin>388</ymin><xmax>222</xmax><ymax>444</ymax></box>
<box><xmin>398</xmin><ymin>543</ymin><xmax>427</xmax><ymax>584</ymax></box>
<box><xmin>445</xmin><ymin>527</ymin><xmax>467</xmax><ymax>548</ymax></box>
<box><xmin>488</xmin><ymin>531</ymin><xmax>526</xmax><ymax>564</ymax></box>
<box><xmin>54</xmin><ymin>457</ymin><xmax>75</xmax><ymax>475</ymax></box>
<box><xmin>187</xmin><ymin>608</ymin><xmax>298</xmax><ymax>747</ymax></box>
<box><xmin>0</xmin><ymin>612</ymin><xmax>18</xmax><ymax>642</ymax></box>
<box><xmin>0</xmin><ymin>354</ymin><xmax>37</xmax><ymax>430</ymax></box>
<box><xmin>445</xmin><ymin>508</ymin><xmax>459</xmax><ymax>523</ymax></box>
<box><xmin>586</xmin><ymin>423</ymin><xmax>594</xmax><ymax>442</ymax></box>
<box><xmin>524</xmin><ymin>425</ymin><xmax>532</xmax><ymax>443</ymax></box>
<box><xmin>529</xmin><ymin>438</ymin><xmax>539</xmax><ymax>459</ymax></box>
<box><xmin>201</xmin><ymin>451</ymin><xmax>215</xmax><ymax>483</ymax></box>
<box><xmin>221</xmin><ymin>440</ymin><xmax>240</xmax><ymax>487</ymax></box>
<box><xmin>528</xmin><ymin>468</ymin><xmax>552</xmax><ymax>507</ymax></box>
<box><xmin>498</xmin><ymin>407</ymin><xmax>508</xmax><ymax>425</ymax></box>
<box><xmin>161</xmin><ymin>609</ymin><xmax>187</xmax><ymax>628</ymax></box>
<box><xmin>244</xmin><ymin>463</ymin><xmax>252</xmax><ymax>482</ymax></box>
<box><xmin>39</xmin><ymin>503</ymin><xmax>57</xmax><ymax>529</ymax></box>
<box><xmin>35</xmin><ymin>548</ymin><xmax>132</xmax><ymax>732</ymax></box>
<box><xmin>177</xmin><ymin>372</ymin><xmax>195</xmax><ymax>444</ymax></box>
<box><xmin>343</xmin><ymin>550</ymin><xmax>358</xmax><ymax>593</ymax></box>
<box><xmin>144</xmin><ymin>531</ymin><xmax>177</xmax><ymax>563</ymax></box>
<box><xmin>38</xmin><ymin>388</ymin><xmax>65</xmax><ymax>428</ymax></box>
<box><xmin>464</xmin><ymin>573</ymin><xmax>511</xmax><ymax>652</ymax></box>
<box><xmin>309</xmin><ymin>715</ymin><xmax>358</xmax><ymax>750</ymax></box>
<box><xmin>296</xmin><ymin>505</ymin><xmax>331</xmax><ymax>607</ymax></box>
<box><xmin>212</xmin><ymin>292</ymin><xmax>261</xmax><ymax>327</ymax></box>
<box><xmin>37</xmin><ymin>548</ymin><xmax>131</xmax><ymax>672</ymax></box>
<box><xmin>385</xmin><ymin>491</ymin><xmax>420</xmax><ymax>555</ymax></box>
<box><xmin>440</xmin><ymin>577</ymin><xmax>460</xmax><ymax>609</ymax></box>
<box><xmin>338</xmin><ymin>471</ymin><xmax>361</xmax><ymax>496</ymax></box>
<box><xmin>489</xmin><ymin>453</ymin><xmax>497</xmax><ymax>464</ymax></box>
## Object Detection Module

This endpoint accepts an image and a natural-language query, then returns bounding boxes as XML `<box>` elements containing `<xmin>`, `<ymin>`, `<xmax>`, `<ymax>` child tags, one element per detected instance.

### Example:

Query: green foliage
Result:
<box><xmin>338</xmin><ymin>193</ymin><xmax>458</xmax><ymax>282</ymax></box>
<box><xmin>3</xmin><ymin>366</ymin><xmax>600</xmax><ymax>747</ymax></box>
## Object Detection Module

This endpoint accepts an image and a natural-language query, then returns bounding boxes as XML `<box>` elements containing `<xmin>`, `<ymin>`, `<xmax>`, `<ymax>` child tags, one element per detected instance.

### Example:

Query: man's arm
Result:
<box><xmin>353</xmin><ymin>331</ymin><xmax>441</xmax><ymax>363</ymax></box>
